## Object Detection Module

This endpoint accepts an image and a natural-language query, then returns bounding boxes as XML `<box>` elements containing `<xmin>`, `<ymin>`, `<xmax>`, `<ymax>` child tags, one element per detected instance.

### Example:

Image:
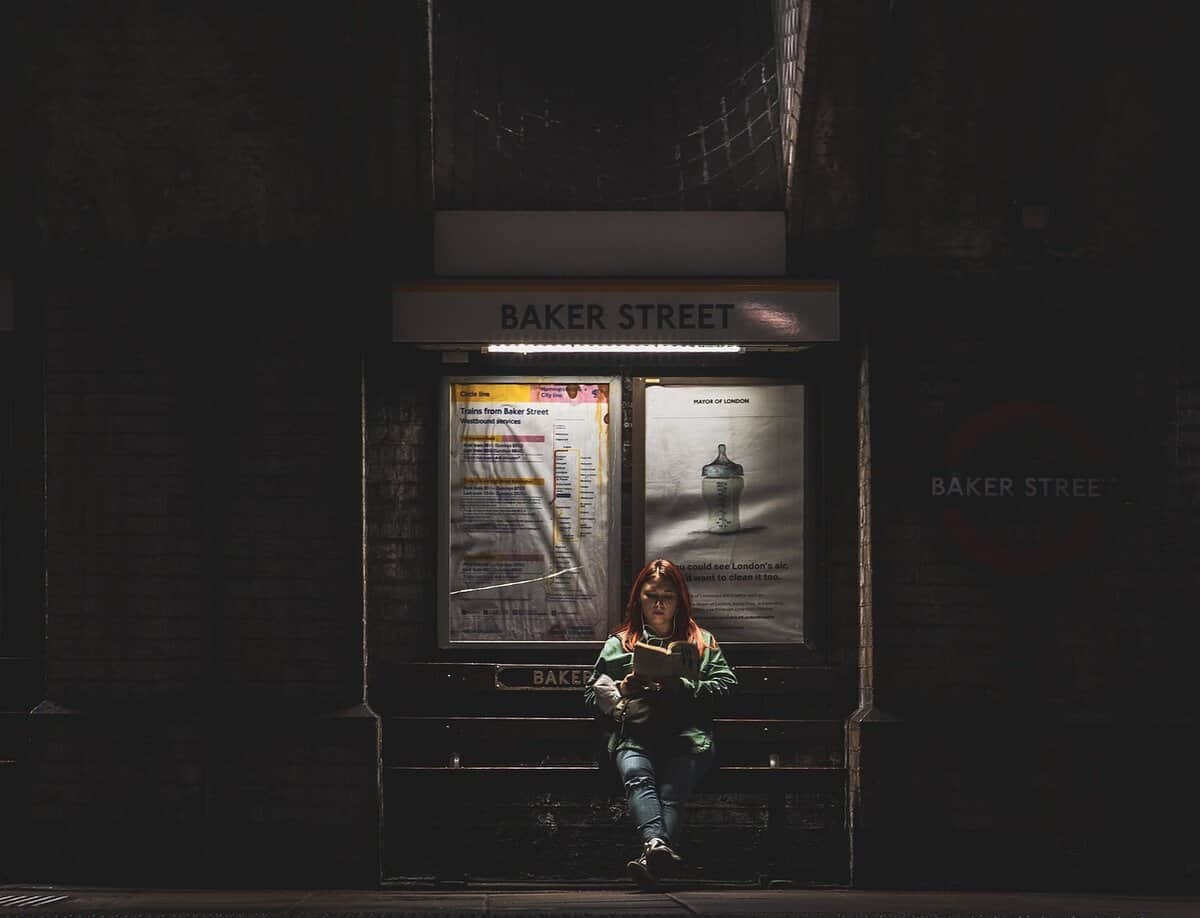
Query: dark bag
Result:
<box><xmin>621</xmin><ymin>697</ymin><xmax>653</xmax><ymax>727</ymax></box>
<box><xmin>595</xmin><ymin>694</ymin><xmax>676</xmax><ymax>787</ymax></box>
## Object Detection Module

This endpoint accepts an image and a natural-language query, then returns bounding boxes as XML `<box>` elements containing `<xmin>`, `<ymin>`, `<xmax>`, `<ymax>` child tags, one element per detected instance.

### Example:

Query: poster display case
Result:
<box><xmin>635</xmin><ymin>378</ymin><xmax>809</xmax><ymax>644</ymax></box>
<box><xmin>439</xmin><ymin>376</ymin><xmax>622</xmax><ymax>647</ymax></box>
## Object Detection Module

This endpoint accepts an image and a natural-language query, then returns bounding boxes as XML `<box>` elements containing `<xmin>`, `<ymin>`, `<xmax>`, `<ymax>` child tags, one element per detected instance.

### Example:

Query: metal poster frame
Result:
<box><xmin>438</xmin><ymin>375</ymin><xmax>623</xmax><ymax>648</ymax></box>
<box><xmin>633</xmin><ymin>377</ymin><xmax>815</xmax><ymax>649</ymax></box>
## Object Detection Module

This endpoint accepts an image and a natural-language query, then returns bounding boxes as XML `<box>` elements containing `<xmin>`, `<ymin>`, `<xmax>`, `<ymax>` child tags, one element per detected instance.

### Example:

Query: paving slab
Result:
<box><xmin>671</xmin><ymin>888</ymin><xmax>1200</xmax><ymax>916</ymax></box>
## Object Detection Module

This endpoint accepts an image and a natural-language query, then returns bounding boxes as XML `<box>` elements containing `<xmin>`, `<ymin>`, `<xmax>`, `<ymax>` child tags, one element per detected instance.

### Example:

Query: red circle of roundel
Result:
<box><xmin>940</xmin><ymin>401</ymin><xmax>1105</xmax><ymax>576</ymax></box>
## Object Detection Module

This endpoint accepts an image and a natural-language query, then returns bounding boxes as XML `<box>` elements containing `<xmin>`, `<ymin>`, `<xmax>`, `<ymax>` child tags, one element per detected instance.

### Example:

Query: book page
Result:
<box><xmin>632</xmin><ymin>643</ymin><xmax>675</xmax><ymax>682</ymax></box>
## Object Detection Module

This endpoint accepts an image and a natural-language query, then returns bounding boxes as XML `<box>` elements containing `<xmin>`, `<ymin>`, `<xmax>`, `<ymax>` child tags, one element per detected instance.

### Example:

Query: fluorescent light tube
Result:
<box><xmin>485</xmin><ymin>343</ymin><xmax>744</xmax><ymax>355</ymax></box>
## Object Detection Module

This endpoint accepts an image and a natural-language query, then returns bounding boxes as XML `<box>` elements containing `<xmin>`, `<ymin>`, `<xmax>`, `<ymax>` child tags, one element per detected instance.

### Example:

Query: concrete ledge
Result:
<box><xmin>2</xmin><ymin>885</ymin><xmax>1199</xmax><ymax>917</ymax></box>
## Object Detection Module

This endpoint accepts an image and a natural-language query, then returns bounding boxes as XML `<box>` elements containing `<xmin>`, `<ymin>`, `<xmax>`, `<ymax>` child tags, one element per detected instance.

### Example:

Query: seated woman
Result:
<box><xmin>584</xmin><ymin>558</ymin><xmax>738</xmax><ymax>888</ymax></box>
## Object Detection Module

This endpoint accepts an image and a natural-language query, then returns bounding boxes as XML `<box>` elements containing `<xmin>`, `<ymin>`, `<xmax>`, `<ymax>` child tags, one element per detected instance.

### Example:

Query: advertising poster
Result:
<box><xmin>643</xmin><ymin>382</ymin><xmax>805</xmax><ymax>642</ymax></box>
<box><xmin>444</xmin><ymin>379</ymin><xmax>618</xmax><ymax>644</ymax></box>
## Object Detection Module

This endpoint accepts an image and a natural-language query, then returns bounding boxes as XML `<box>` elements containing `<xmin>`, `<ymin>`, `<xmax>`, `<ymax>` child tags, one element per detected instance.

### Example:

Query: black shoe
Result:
<box><xmin>644</xmin><ymin>837</ymin><xmax>683</xmax><ymax>877</ymax></box>
<box><xmin>626</xmin><ymin>852</ymin><xmax>657</xmax><ymax>890</ymax></box>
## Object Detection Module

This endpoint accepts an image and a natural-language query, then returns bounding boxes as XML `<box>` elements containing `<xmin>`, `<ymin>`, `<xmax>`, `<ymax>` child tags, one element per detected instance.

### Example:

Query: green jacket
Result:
<box><xmin>583</xmin><ymin>627</ymin><xmax>738</xmax><ymax>758</ymax></box>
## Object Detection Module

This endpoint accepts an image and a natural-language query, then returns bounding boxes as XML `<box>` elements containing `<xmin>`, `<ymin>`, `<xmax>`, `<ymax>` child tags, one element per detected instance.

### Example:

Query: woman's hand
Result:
<box><xmin>659</xmin><ymin>674</ymin><xmax>684</xmax><ymax>694</ymax></box>
<box><xmin>619</xmin><ymin>674</ymin><xmax>654</xmax><ymax>697</ymax></box>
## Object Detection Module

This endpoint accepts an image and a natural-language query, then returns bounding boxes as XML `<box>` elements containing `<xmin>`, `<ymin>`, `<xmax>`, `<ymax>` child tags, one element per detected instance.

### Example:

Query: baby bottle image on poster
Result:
<box><xmin>701</xmin><ymin>443</ymin><xmax>744</xmax><ymax>534</ymax></box>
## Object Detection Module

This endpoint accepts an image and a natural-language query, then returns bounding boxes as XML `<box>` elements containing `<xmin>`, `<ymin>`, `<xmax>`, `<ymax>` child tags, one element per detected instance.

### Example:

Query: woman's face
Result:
<box><xmin>639</xmin><ymin>573</ymin><xmax>679</xmax><ymax>637</ymax></box>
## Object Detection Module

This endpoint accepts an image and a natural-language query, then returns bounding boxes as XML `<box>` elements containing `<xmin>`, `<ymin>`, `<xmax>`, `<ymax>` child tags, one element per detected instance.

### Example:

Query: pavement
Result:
<box><xmin>2</xmin><ymin>885</ymin><xmax>1199</xmax><ymax>918</ymax></box>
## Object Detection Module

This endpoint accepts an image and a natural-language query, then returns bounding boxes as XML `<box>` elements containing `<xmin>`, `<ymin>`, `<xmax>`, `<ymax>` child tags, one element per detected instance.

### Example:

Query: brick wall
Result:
<box><xmin>15</xmin><ymin>3</ymin><xmax>421</xmax><ymax>251</ymax></box>
<box><xmin>791</xmin><ymin>1</ymin><xmax>1172</xmax><ymax>267</ymax></box>
<box><xmin>39</xmin><ymin>271</ymin><xmax>367</xmax><ymax>711</ymax></box>
<box><xmin>43</xmin><ymin>270</ymin><xmax>208</xmax><ymax>704</ymax></box>
<box><xmin>874</xmin><ymin>1</ymin><xmax>1170</xmax><ymax>261</ymax></box>
<box><xmin>28</xmin><ymin>262</ymin><xmax>379</xmax><ymax>884</ymax></box>
<box><xmin>9</xmin><ymin>0</ymin><xmax>430</xmax><ymax>885</ymax></box>
<box><xmin>854</xmin><ymin>270</ymin><xmax>1198</xmax><ymax>889</ymax></box>
<box><xmin>876</xmin><ymin>279</ymin><xmax>1190</xmax><ymax>712</ymax></box>
<box><xmin>779</xmin><ymin>0</ymin><xmax>1190</xmax><ymax>887</ymax></box>
<box><xmin>365</xmin><ymin>351</ymin><xmax>441</xmax><ymax>665</ymax></box>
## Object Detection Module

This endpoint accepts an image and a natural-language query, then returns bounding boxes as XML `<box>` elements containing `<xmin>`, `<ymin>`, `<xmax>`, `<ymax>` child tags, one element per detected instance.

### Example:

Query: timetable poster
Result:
<box><xmin>447</xmin><ymin>381</ymin><xmax>614</xmax><ymax>643</ymax></box>
<box><xmin>643</xmin><ymin>383</ymin><xmax>805</xmax><ymax>642</ymax></box>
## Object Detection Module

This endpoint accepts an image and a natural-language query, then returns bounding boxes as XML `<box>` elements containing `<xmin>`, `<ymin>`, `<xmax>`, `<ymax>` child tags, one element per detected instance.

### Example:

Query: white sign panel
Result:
<box><xmin>441</xmin><ymin>378</ymin><xmax>621</xmax><ymax>646</ymax></box>
<box><xmin>394</xmin><ymin>281</ymin><xmax>838</xmax><ymax>344</ymax></box>
<box><xmin>643</xmin><ymin>382</ymin><xmax>805</xmax><ymax>643</ymax></box>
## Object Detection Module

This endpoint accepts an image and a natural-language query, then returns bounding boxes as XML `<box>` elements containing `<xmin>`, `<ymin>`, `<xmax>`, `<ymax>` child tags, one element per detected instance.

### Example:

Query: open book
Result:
<box><xmin>633</xmin><ymin>640</ymin><xmax>701</xmax><ymax>683</ymax></box>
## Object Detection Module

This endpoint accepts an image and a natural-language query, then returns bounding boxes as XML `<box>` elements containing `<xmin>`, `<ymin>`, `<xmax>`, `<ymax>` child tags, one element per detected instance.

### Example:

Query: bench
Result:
<box><xmin>377</xmin><ymin>662</ymin><xmax>853</xmax><ymax>883</ymax></box>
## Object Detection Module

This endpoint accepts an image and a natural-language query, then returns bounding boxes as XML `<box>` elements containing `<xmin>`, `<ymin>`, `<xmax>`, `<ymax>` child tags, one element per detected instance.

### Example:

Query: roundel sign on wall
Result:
<box><xmin>930</xmin><ymin>401</ymin><xmax>1117</xmax><ymax>576</ymax></box>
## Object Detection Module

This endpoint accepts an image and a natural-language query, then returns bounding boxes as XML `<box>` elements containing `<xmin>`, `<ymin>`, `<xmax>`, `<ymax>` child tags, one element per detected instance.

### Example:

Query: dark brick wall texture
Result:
<box><xmin>1</xmin><ymin>0</ymin><xmax>1192</xmax><ymax>891</ymax></box>
<box><xmin>23</xmin><ymin>262</ymin><xmax>376</xmax><ymax>885</ymax></box>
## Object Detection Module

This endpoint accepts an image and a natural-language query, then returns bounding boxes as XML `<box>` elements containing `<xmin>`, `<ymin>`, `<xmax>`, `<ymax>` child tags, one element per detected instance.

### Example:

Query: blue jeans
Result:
<box><xmin>614</xmin><ymin>744</ymin><xmax>715</xmax><ymax>847</ymax></box>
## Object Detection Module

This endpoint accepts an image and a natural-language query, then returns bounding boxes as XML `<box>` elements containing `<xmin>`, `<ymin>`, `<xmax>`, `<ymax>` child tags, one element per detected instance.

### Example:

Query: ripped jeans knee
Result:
<box><xmin>614</xmin><ymin>749</ymin><xmax>666</xmax><ymax>843</ymax></box>
<box><xmin>614</xmin><ymin>744</ymin><xmax>715</xmax><ymax>848</ymax></box>
<box><xmin>623</xmin><ymin>771</ymin><xmax>655</xmax><ymax>793</ymax></box>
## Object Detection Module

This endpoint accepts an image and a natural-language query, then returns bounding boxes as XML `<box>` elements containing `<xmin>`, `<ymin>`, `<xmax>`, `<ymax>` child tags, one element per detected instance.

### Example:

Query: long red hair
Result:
<box><xmin>613</xmin><ymin>558</ymin><xmax>710</xmax><ymax>654</ymax></box>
